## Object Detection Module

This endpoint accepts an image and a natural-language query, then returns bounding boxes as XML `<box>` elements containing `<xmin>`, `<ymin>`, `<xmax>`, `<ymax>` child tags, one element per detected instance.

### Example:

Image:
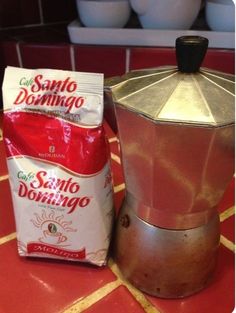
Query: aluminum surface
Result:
<box><xmin>105</xmin><ymin>65</ymin><xmax>235</xmax><ymax>228</ymax></box>
<box><xmin>114</xmin><ymin>203</ymin><xmax>220</xmax><ymax>298</ymax></box>
<box><xmin>106</xmin><ymin>42</ymin><xmax>234</xmax><ymax>300</ymax></box>
<box><xmin>106</xmin><ymin>66</ymin><xmax>235</xmax><ymax>126</ymax></box>
<box><xmin>115</xmin><ymin>104</ymin><xmax>234</xmax><ymax>229</ymax></box>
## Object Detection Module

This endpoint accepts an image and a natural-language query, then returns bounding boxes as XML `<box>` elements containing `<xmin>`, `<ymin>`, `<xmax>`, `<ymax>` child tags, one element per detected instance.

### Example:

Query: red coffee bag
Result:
<box><xmin>3</xmin><ymin>67</ymin><xmax>114</xmax><ymax>266</ymax></box>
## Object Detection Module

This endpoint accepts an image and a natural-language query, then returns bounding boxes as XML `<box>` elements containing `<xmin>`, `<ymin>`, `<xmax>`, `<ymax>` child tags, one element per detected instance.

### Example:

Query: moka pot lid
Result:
<box><xmin>106</xmin><ymin>36</ymin><xmax>235</xmax><ymax>127</ymax></box>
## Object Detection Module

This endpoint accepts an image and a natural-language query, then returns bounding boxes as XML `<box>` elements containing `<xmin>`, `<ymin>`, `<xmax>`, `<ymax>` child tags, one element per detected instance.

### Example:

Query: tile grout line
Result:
<box><xmin>125</xmin><ymin>48</ymin><xmax>131</xmax><ymax>73</ymax></box>
<box><xmin>111</xmin><ymin>152</ymin><xmax>121</xmax><ymax>164</ymax></box>
<box><xmin>219</xmin><ymin>206</ymin><xmax>235</xmax><ymax>252</ymax></box>
<box><xmin>16</xmin><ymin>42</ymin><xmax>23</xmax><ymax>68</ymax></box>
<box><xmin>114</xmin><ymin>183</ymin><xmax>125</xmax><ymax>194</ymax></box>
<box><xmin>0</xmin><ymin>232</ymin><xmax>16</xmax><ymax>245</ymax></box>
<box><xmin>220</xmin><ymin>234</ymin><xmax>235</xmax><ymax>252</ymax></box>
<box><xmin>0</xmin><ymin>174</ymin><xmax>9</xmax><ymax>182</ymax></box>
<box><xmin>220</xmin><ymin>206</ymin><xmax>235</xmax><ymax>222</ymax></box>
<box><xmin>70</xmin><ymin>44</ymin><xmax>76</xmax><ymax>71</ymax></box>
<box><xmin>108</xmin><ymin>259</ymin><xmax>161</xmax><ymax>313</ymax></box>
<box><xmin>108</xmin><ymin>136</ymin><xmax>118</xmax><ymax>143</ymax></box>
<box><xmin>37</xmin><ymin>0</ymin><xmax>44</xmax><ymax>25</ymax></box>
<box><xmin>62</xmin><ymin>279</ymin><xmax>122</xmax><ymax>313</ymax></box>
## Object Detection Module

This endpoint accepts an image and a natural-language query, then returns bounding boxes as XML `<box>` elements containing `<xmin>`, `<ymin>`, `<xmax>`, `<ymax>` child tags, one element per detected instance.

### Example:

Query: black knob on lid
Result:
<box><xmin>176</xmin><ymin>36</ymin><xmax>209</xmax><ymax>73</ymax></box>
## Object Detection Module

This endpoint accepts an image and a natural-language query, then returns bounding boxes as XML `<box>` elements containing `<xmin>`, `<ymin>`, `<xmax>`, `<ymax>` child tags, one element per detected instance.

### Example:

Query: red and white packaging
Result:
<box><xmin>2</xmin><ymin>66</ymin><xmax>114</xmax><ymax>266</ymax></box>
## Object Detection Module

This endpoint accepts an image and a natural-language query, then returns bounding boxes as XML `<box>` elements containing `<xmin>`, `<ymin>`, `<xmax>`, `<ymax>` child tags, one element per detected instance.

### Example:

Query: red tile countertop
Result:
<box><xmin>0</xmin><ymin>112</ymin><xmax>234</xmax><ymax>313</ymax></box>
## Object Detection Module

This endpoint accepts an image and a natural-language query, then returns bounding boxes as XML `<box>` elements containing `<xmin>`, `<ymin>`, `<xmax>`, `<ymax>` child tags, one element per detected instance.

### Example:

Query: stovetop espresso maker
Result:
<box><xmin>105</xmin><ymin>36</ymin><xmax>235</xmax><ymax>298</ymax></box>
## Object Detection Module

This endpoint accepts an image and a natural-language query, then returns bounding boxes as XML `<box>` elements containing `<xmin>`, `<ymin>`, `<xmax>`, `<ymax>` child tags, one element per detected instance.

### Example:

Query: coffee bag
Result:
<box><xmin>3</xmin><ymin>67</ymin><xmax>114</xmax><ymax>266</ymax></box>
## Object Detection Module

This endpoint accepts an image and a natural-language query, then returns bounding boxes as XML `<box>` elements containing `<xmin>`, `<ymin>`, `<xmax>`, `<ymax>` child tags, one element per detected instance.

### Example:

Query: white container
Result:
<box><xmin>205</xmin><ymin>0</ymin><xmax>235</xmax><ymax>32</ymax></box>
<box><xmin>130</xmin><ymin>0</ymin><xmax>201</xmax><ymax>29</ymax></box>
<box><xmin>76</xmin><ymin>0</ymin><xmax>131</xmax><ymax>28</ymax></box>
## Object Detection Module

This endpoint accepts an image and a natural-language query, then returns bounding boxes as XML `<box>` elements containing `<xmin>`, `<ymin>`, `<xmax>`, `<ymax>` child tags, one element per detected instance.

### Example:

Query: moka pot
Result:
<box><xmin>104</xmin><ymin>36</ymin><xmax>235</xmax><ymax>298</ymax></box>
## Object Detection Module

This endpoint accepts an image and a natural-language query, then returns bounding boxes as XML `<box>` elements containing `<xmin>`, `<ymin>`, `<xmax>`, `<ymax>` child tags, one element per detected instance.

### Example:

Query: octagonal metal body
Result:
<box><xmin>105</xmin><ymin>66</ymin><xmax>235</xmax><ymax>229</ymax></box>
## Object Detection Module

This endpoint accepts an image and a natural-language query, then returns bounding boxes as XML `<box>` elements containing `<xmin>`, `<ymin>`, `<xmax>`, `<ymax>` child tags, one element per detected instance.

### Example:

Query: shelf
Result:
<box><xmin>68</xmin><ymin>20</ymin><xmax>235</xmax><ymax>49</ymax></box>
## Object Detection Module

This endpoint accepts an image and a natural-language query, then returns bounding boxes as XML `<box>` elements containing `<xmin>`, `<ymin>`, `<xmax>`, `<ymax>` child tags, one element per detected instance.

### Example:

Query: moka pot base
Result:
<box><xmin>113</xmin><ymin>201</ymin><xmax>220</xmax><ymax>298</ymax></box>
